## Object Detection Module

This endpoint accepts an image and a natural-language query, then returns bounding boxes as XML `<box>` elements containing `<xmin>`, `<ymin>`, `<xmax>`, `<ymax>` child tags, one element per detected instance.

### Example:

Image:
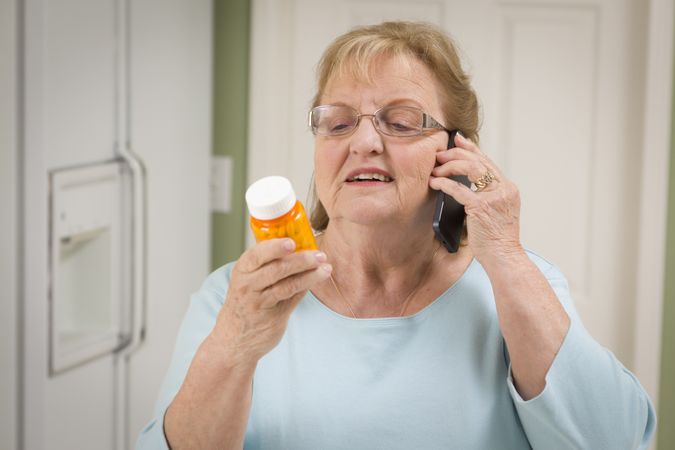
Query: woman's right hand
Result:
<box><xmin>165</xmin><ymin>237</ymin><xmax>330</xmax><ymax>449</ymax></box>
<box><xmin>209</xmin><ymin>238</ymin><xmax>332</xmax><ymax>370</ymax></box>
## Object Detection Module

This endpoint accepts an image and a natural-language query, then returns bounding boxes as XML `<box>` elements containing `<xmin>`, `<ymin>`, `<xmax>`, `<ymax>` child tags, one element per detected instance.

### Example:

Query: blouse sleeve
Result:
<box><xmin>135</xmin><ymin>264</ymin><xmax>233</xmax><ymax>449</ymax></box>
<box><xmin>506</xmin><ymin>253</ymin><xmax>656</xmax><ymax>450</ymax></box>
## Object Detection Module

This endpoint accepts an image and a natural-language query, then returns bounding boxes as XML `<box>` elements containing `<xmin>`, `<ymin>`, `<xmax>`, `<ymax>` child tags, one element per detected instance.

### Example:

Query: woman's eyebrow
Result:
<box><xmin>317</xmin><ymin>97</ymin><xmax>428</xmax><ymax>110</ymax></box>
<box><xmin>319</xmin><ymin>100</ymin><xmax>351</xmax><ymax>107</ymax></box>
<box><xmin>379</xmin><ymin>97</ymin><xmax>427</xmax><ymax>109</ymax></box>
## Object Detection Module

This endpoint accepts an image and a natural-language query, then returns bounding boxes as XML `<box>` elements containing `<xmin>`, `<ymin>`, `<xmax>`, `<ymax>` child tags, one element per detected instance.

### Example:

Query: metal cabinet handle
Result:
<box><xmin>117</xmin><ymin>143</ymin><xmax>147</xmax><ymax>357</ymax></box>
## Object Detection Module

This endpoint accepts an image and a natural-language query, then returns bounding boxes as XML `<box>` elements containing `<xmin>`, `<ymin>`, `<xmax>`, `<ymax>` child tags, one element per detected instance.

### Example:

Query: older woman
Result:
<box><xmin>138</xmin><ymin>22</ymin><xmax>655</xmax><ymax>449</ymax></box>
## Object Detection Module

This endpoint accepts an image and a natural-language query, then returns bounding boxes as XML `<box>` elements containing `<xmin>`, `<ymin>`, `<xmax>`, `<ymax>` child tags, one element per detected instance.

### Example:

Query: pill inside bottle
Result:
<box><xmin>245</xmin><ymin>176</ymin><xmax>318</xmax><ymax>251</ymax></box>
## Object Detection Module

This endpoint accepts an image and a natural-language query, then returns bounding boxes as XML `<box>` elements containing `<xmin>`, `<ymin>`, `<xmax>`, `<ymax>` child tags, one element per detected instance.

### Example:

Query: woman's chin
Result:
<box><xmin>342</xmin><ymin>214</ymin><xmax>391</xmax><ymax>227</ymax></box>
<box><xmin>334</xmin><ymin>205</ymin><xmax>402</xmax><ymax>228</ymax></box>
<box><xmin>328</xmin><ymin>196</ymin><xmax>431</xmax><ymax>229</ymax></box>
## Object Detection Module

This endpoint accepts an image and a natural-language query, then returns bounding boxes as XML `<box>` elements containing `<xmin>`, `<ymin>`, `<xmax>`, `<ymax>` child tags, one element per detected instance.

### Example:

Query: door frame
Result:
<box><xmin>248</xmin><ymin>0</ymin><xmax>675</xmax><ymax>410</ymax></box>
<box><xmin>1</xmin><ymin>0</ymin><xmax>20</xmax><ymax>447</ymax></box>
<box><xmin>633</xmin><ymin>0</ymin><xmax>674</xmax><ymax>412</ymax></box>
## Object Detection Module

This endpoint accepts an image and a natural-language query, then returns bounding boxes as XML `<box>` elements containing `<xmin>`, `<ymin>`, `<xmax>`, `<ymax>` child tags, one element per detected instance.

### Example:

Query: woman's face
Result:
<box><xmin>314</xmin><ymin>55</ymin><xmax>449</xmax><ymax>229</ymax></box>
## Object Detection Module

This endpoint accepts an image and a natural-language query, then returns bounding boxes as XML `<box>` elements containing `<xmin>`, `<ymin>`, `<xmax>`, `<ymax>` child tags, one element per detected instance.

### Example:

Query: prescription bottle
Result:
<box><xmin>245</xmin><ymin>176</ymin><xmax>317</xmax><ymax>251</ymax></box>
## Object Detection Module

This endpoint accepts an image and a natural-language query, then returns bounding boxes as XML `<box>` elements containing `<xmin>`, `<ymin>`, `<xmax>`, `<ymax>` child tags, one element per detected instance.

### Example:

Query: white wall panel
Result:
<box><xmin>496</xmin><ymin>6</ymin><xmax>596</xmax><ymax>310</ymax></box>
<box><xmin>347</xmin><ymin>1</ymin><xmax>444</xmax><ymax>26</ymax></box>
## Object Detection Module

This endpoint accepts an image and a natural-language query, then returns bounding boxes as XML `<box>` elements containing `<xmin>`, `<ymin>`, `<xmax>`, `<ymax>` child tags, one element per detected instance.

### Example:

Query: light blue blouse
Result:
<box><xmin>137</xmin><ymin>251</ymin><xmax>656</xmax><ymax>449</ymax></box>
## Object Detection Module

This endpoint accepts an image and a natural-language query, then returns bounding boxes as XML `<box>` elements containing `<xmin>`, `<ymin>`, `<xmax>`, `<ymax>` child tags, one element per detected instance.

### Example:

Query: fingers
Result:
<box><xmin>237</xmin><ymin>238</ymin><xmax>296</xmax><ymax>273</ymax></box>
<box><xmin>436</xmin><ymin>143</ymin><xmax>503</xmax><ymax>185</ymax></box>
<box><xmin>454</xmin><ymin>131</ymin><xmax>481</xmax><ymax>153</ymax></box>
<box><xmin>260</xmin><ymin>263</ymin><xmax>332</xmax><ymax>308</ymax></box>
<box><xmin>233</xmin><ymin>239</ymin><xmax>333</xmax><ymax>309</ymax></box>
<box><xmin>429</xmin><ymin>176</ymin><xmax>475</xmax><ymax>205</ymax></box>
<box><xmin>437</xmin><ymin>147</ymin><xmax>480</xmax><ymax>164</ymax></box>
<box><xmin>429</xmin><ymin>136</ymin><xmax>503</xmax><ymax>201</ymax></box>
<box><xmin>253</xmin><ymin>250</ymin><xmax>330</xmax><ymax>292</ymax></box>
<box><xmin>216</xmin><ymin>238</ymin><xmax>332</xmax><ymax>366</ymax></box>
<box><xmin>432</xmin><ymin>159</ymin><xmax>488</xmax><ymax>184</ymax></box>
<box><xmin>437</xmin><ymin>148</ymin><xmax>499</xmax><ymax>175</ymax></box>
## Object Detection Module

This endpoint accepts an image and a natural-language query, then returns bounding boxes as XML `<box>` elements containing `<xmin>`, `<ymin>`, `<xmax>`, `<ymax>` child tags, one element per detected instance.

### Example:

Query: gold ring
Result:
<box><xmin>474</xmin><ymin>171</ymin><xmax>495</xmax><ymax>191</ymax></box>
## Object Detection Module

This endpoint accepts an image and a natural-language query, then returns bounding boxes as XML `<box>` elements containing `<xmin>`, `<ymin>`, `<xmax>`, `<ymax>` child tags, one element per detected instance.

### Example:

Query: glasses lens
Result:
<box><xmin>312</xmin><ymin>106</ymin><xmax>358</xmax><ymax>136</ymax></box>
<box><xmin>377</xmin><ymin>106</ymin><xmax>424</xmax><ymax>136</ymax></box>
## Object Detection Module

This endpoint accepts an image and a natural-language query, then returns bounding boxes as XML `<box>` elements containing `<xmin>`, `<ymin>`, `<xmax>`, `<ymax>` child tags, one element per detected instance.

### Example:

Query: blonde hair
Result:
<box><xmin>309</xmin><ymin>21</ymin><xmax>480</xmax><ymax>231</ymax></box>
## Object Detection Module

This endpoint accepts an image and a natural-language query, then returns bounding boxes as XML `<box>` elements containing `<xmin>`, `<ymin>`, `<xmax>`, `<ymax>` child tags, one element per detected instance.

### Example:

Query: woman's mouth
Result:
<box><xmin>345</xmin><ymin>166</ymin><xmax>395</xmax><ymax>185</ymax></box>
<box><xmin>346</xmin><ymin>173</ymin><xmax>393</xmax><ymax>183</ymax></box>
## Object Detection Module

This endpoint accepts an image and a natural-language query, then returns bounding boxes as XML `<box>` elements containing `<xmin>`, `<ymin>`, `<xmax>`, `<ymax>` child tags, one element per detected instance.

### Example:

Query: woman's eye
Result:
<box><xmin>387</xmin><ymin>121</ymin><xmax>415</xmax><ymax>131</ymax></box>
<box><xmin>330</xmin><ymin>122</ymin><xmax>350</xmax><ymax>132</ymax></box>
<box><xmin>324</xmin><ymin>116</ymin><xmax>353</xmax><ymax>133</ymax></box>
<box><xmin>381</xmin><ymin>109</ymin><xmax>420</xmax><ymax>132</ymax></box>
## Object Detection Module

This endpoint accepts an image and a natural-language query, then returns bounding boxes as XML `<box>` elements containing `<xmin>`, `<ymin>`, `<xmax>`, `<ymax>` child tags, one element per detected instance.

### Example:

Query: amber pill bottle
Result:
<box><xmin>245</xmin><ymin>176</ymin><xmax>317</xmax><ymax>251</ymax></box>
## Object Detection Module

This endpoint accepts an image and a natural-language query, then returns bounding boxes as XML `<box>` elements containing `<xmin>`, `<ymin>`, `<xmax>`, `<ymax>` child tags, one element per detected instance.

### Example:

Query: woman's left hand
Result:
<box><xmin>429</xmin><ymin>133</ymin><xmax>523</xmax><ymax>265</ymax></box>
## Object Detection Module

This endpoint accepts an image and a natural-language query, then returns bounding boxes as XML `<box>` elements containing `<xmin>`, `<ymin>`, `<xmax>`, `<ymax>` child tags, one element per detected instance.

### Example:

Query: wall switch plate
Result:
<box><xmin>211</xmin><ymin>155</ymin><xmax>233</xmax><ymax>213</ymax></box>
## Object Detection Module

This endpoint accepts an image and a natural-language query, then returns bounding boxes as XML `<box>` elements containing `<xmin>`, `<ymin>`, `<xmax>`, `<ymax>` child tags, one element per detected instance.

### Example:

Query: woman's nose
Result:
<box><xmin>348</xmin><ymin>116</ymin><xmax>384</xmax><ymax>155</ymax></box>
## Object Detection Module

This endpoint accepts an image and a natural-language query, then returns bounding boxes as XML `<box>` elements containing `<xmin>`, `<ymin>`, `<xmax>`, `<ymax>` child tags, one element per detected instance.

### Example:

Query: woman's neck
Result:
<box><xmin>314</xmin><ymin>219</ymin><xmax>468</xmax><ymax>318</ymax></box>
<box><xmin>319</xmin><ymin>219</ymin><xmax>437</xmax><ymax>272</ymax></box>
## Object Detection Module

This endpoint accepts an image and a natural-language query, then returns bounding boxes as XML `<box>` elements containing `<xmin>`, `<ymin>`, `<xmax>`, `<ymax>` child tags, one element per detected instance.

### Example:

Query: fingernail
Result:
<box><xmin>315</xmin><ymin>252</ymin><xmax>327</xmax><ymax>262</ymax></box>
<box><xmin>321</xmin><ymin>264</ymin><xmax>333</xmax><ymax>274</ymax></box>
<box><xmin>455</xmin><ymin>131</ymin><xmax>465</xmax><ymax>143</ymax></box>
<box><xmin>284</xmin><ymin>239</ymin><xmax>296</xmax><ymax>251</ymax></box>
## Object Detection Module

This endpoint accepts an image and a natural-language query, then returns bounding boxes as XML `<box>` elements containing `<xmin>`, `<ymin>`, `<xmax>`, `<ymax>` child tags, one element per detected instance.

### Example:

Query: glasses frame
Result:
<box><xmin>308</xmin><ymin>104</ymin><xmax>449</xmax><ymax>137</ymax></box>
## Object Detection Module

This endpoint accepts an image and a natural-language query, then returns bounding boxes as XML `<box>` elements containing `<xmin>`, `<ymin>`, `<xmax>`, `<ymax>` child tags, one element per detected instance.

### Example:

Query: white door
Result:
<box><xmin>249</xmin><ymin>0</ymin><xmax>654</xmax><ymax>395</ymax></box>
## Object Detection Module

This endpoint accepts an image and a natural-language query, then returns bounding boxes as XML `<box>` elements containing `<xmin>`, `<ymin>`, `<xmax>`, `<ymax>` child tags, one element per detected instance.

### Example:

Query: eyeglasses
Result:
<box><xmin>308</xmin><ymin>104</ymin><xmax>448</xmax><ymax>137</ymax></box>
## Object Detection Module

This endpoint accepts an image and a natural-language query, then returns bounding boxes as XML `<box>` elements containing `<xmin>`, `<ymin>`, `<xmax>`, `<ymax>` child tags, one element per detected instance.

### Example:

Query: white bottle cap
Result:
<box><xmin>245</xmin><ymin>176</ymin><xmax>297</xmax><ymax>220</ymax></box>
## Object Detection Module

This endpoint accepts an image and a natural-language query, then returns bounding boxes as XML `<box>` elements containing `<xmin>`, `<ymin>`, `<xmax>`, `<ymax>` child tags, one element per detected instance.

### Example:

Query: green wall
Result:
<box><xmin>211</xmin><ymin>0</ymin><xmax>250</xmax><ymax>269</ymax></box>
<box><xmin>658</xmin><ymin>31</ymin><xmax>675</xmax><ymax>447</ymax></box>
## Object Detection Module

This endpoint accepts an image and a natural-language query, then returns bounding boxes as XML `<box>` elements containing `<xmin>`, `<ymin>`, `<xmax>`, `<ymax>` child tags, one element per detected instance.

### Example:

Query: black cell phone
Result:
<box><xmin>433</xmin><ymin>130</ymin><xmax>471</xmax><ymax>252</ymax></box>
